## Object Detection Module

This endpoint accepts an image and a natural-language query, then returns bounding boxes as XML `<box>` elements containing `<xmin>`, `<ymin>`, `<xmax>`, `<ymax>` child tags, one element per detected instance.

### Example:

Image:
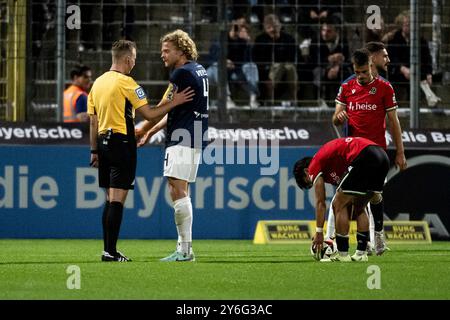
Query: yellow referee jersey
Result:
<box><xmin>87</xmin><ymin>71</ymin><xmax>148</xmax><ymax>136</ymax></box>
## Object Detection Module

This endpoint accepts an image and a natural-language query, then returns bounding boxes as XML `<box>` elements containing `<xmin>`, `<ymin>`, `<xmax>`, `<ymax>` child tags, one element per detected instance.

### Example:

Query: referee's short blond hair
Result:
<box><xmin>111</xmin><ymin>40</ymin><xmax>136</xmax><ymax>62</ymax></box>
<box><xmin>161</xmin><ymin>29</ymin><xmax>198</xmax><ymax>61</ymax></box>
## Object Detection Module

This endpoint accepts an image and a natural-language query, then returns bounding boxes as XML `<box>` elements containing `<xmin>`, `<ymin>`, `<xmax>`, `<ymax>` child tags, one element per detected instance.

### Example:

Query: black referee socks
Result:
<box><xmin>106</xmin><ymin>201</ymin><xmax>124</xmax><ymax>255</ymax></box>
<box><xmin>102</xmin><ymin>201</ymin><xmax>110</xmax><ymax>252</ymax></box>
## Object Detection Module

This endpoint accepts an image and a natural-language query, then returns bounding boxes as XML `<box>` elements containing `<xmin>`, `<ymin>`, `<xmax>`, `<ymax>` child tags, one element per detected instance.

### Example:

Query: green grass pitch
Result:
<box><xmin>1</xmin><ymin>240</ymin><xmax>449</xmax><ymax>300</ymax></box>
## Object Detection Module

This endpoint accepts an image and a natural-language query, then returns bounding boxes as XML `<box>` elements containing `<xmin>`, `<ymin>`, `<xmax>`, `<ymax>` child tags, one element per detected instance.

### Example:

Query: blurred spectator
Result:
<box><xmin>388</xmin><ymin>10</ymin><xmax>440</xmax><ymax>107</ymax></box>
<box><xmin>253</xmin><ymin>14</ymin><xmax>297</xmax><ymax>106</ymax></box>
<box><xmin>63</xmin><ymin>65</ymin><xmax>92</xmax><ymax>123</ymax></box>
<box><xmin>200</xmin><ymin>2</ymin><xmax>217</xmax><ymax>23</ymax></box>
<box><xmin>297</xmin><ymin>0</ymin><xmax>343</xmax><ymax>41</ymax></box>
<box><xmin>364</xmin><ymin>16</ymin><xmax>395</xmax><ymax>44</ymax></box>
<box><xmin>297</xmin><ymin>1</ymin><xmax>342</xmax><ymax>101</ymax></box>
<box><xmin>103</xmin><ymin>1</ymin><xmax>135</xmax><ymax>50</ymax></box>
<box><xmin>349</xmin><ymin>15</ymin><xmax>395</xmax><ymax>55</ymax></box>
<box><xmin>207</xmin><ymin>17</ymin><xmax>260</xmax><ymax>108</ymax></box>
<box><xmin>246</xmin><ymin>0</ymin><xmax>295</xmax><ymax>27</ymax></box>
<box><xmin>79</xmin><ymin>2</ymin><xmax>98</xmax><ymax>52</ymax></box>
<box><xmin>307</xmin><ymin>17</ymin><xmax>351</xmax><ymax>106</ymax></box>
<box><xmin>227</xmin><ymin>0</ymin><xmax>256</xmax><ymax>23</ymax></box>
<box><xmin>31</xmin><ymin>1</ymin><xmax>55</xmax><ymax>58</ymax></box>
<box><xmin>80</xmin><ymin>1</ymin><xmax>135</xmax><ymax>52</ymax></box>
<box><xmin>275</xmin><ymin>0</ymin><xmax>296</xmax><ymax>24</ymax></box>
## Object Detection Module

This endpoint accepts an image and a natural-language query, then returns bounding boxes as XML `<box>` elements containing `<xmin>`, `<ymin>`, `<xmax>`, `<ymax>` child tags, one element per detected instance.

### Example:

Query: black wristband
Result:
<box><xmin>90</xmin><ymin>150</ymin><xmax>98</xmax><ymax>154</ymax></box>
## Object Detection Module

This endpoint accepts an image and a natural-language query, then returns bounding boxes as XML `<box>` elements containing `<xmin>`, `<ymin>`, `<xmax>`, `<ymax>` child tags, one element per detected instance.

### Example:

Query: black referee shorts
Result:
<box><xmin>338</xmin><ymin>145</ymin><xmax>390</xmax><ymax>195</ymax></box>
<box><xmin>97</xmin><ymin>133</ymin><xmax>136</xmax><ymax>190</ymax></box>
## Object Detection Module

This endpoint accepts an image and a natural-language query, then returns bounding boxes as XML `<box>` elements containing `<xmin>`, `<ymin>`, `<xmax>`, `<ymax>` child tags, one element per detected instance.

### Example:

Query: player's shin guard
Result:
<box><xmin>174</xmin><ymin>196</ymin><xmax>193</xmax><ymax>255</ymax></box>
<box><xmin>102</xmin><ymin>201</ymin><xmax>110</xmax><ymax>252</ymax></box>
<box><xmin>107</xmin><ymin>201</ymin><xmax>124</xmax><ymax>255</ymax></box>
<box><xmin>335</xmin><ymin>233</ymin><xmax>349</xmax><ymax>255</ymax></box>
<box><xmin>370</xmin><ymin>197</ymin><xmax>384</xmax><ymax>232</ymax></box>
<box><xmin>356</xmin><ymin>231</ymin><xmax>370</xmax><ymax>252</ymax></box>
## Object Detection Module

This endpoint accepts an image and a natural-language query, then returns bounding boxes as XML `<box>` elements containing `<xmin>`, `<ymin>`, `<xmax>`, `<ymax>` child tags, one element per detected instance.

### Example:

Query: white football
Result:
<box><xmin>310</xmin><ymin>239</ymin><xmax>337</xmax><ymax>260</ymax></box>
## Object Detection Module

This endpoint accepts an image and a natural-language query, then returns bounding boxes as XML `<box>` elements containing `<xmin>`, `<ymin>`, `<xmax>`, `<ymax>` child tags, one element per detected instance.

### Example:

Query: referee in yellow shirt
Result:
<box><xmin>88</xmin><ymin>40</ymin><xmax>194</xmax><ymax>262</ymax></box>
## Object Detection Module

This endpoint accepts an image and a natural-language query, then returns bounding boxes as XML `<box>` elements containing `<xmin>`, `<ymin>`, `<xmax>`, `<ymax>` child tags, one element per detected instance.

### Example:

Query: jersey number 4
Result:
<box><xmin>202</xmin><ymin>78</ymin><xmax>209</xmax><ymax>110</ymax></box>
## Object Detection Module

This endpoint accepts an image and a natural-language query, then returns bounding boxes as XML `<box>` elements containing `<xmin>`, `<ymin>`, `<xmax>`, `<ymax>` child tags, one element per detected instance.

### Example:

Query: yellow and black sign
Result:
<box><xmin>254</xmin><ymin>221</ymin><xmax>313</xmax><ymax>244</ymax></box>
<box><xmin>384</xmin><ymin>221</ymin><xmax>432</xmax><ymax>243</ymax></box>
<box><xmin>253</xmin><ymin>220</ymin><xmax>359</xmax><ymax>244</ymax></box>
<box><xmin>253</xmin><ymin>220</ymin><xmax>431</xmax><ymax>244</ymax></box>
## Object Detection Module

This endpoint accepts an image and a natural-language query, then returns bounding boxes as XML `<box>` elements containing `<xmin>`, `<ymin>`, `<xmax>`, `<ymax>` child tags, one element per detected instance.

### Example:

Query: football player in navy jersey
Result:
<box><xmin>136</xmin><ymin>30</ymin><xmax>208</xmax><ymax>261</ymax></box>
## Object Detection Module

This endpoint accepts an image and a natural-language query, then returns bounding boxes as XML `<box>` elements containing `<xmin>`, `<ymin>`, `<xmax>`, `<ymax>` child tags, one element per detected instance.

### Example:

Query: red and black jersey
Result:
<box><xmin>335</xmin><ymin>76</ymin><xmax>397</xmax><ymax>149</ymax></box>
<box><xmin>308</xmin><ymin>137</ymin><xmax>378</xmax><ymax>186</ymax></box>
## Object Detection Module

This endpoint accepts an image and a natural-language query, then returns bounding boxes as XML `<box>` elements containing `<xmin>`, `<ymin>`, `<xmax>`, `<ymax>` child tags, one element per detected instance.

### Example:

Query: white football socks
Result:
<box><xmin>325</xmin><ymin>204</ymin><xmax>336</xmax><ymax>240</ymax></box>
<box><xmin>173</xmin><ymin>196</ymin><xmax>193</xmax><ymax>255</ymax></box>
<box><xmin>327</xmin><ymin>199</ymin><xmax>375</xmax><ymax>245</ymax></box>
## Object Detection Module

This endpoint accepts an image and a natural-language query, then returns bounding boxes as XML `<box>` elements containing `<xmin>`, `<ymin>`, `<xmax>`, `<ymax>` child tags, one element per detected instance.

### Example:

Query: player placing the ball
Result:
<box><xmin>293</xmin><ymin>137</ymin><xmax>390</xmax><ymax>262</ymax></box>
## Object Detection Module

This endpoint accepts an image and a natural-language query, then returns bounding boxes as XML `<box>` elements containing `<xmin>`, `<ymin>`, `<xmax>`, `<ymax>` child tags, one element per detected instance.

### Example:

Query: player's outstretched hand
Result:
<box><xmin>172</xmin><ymin>87</ymin><xmax>195</xmax><ymax>106</ymax></box>
<box><xmin>137</xmin><ymin>130</ymin><xmax>153</xmax><ymax>147</ymax></box>
<box><xmin>312</xmin><ymin>232</ymin><xmax>324</xmax><ymax>260</ymax></box>
<box><xmin>135</xmin><ymin>127</ymin><xmax>146</xmax><ymax>141</ymax></box>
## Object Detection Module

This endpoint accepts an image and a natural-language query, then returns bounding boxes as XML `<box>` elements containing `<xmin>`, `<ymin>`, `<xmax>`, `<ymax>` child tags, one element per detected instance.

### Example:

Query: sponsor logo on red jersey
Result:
<box><xmin>348</xmin><ymin>101</ymin><xmax>378</xmax><ymax>111</ymax></box>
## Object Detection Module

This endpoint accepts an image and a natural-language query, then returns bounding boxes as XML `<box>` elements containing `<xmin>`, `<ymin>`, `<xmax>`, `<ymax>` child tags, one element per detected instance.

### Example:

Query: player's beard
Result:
<box><xmin>377</xmin><ymin>64</ymin><xmax>388</xmax><ymax>74</ymax></box>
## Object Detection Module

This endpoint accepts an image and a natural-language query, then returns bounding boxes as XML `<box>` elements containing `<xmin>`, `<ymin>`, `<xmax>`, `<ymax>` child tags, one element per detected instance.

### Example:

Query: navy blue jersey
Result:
<box><xmin>164</xmin><ymin>61</ymin><xmax>209</xmax><ymax>149</ymax></box>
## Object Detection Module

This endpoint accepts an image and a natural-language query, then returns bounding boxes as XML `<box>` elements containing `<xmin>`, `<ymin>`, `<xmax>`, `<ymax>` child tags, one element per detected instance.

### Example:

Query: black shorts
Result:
<box><xmin>97</xmin><ymin>133</ymin><xmax>136</xmax><ymax>190</ymax></box>
<box><xmin>338</xmin><ymin>145</ymin><xmax>389</xmax><ymax>195</ymax></box>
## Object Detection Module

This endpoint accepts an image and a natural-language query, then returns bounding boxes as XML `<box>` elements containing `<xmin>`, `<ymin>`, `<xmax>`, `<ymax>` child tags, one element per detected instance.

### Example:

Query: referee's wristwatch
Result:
<box><xmin>90</xmin><ymin>150</ymin><xmax>98</xmax><ymax>154</ymax></box>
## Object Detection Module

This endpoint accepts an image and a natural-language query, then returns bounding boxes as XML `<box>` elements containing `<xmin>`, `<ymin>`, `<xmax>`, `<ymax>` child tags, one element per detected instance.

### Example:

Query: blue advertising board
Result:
<box><xmin>2</xmin><ymin>122</ymin><xmax>449</xmax><ymax>239</ymax></box>
<box><xmin>0</xmin><ymin>145</ymin><xmax>337</xmax><ymax>239</ymax></box>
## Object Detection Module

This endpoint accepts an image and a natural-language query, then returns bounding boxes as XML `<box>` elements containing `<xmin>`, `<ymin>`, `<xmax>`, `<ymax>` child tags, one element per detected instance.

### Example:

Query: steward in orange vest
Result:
<box><xmin>63</xmin><ymin>65</ymin><xmax>92</xmax><ymax>122</ymax></box>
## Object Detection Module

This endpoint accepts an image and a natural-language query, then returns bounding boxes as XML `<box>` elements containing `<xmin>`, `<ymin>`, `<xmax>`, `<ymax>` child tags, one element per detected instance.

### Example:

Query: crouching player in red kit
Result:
<box><xmin>293</xmin><ymin>137</ymin><xmax>390</xmax><ymax>262</ymax></box>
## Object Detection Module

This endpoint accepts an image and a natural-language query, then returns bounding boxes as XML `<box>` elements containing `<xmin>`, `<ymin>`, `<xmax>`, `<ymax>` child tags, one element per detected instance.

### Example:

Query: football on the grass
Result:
<box><xmin>310</xmin><ymin>239</ymin><xmax>337</xmax><ymax>260</ymax></box>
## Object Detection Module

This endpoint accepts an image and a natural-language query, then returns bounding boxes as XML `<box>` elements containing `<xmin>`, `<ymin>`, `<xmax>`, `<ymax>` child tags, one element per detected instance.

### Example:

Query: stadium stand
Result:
<box><xmin>0</xmin><ymin>0</ymin><xmax>449</xmax><ymax>127</ymax></box>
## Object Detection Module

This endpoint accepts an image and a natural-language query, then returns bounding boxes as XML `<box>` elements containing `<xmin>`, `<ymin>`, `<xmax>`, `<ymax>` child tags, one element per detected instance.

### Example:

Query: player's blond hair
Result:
<box><xmin>161</xmin><ymin>29</ymin><xmax>198</xmax><ymax>61</ymax></box>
